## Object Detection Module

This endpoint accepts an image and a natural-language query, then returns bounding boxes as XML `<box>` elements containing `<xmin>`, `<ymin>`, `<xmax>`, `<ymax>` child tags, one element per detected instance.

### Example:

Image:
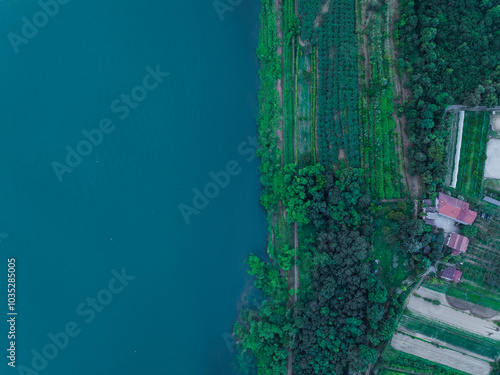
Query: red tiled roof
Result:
<box><xmin>448</xmin><ymin>233</ymin><xmax>469</xmax><ymax>253</ymax></box>
<box><xmin>453</xmin><ymin>270</ymin><xmax>463</xmax><ymax>282</ymax></box>
<box><xmin>441</xmin><ymin>267</ymin><xmax>463</xmax><ymax>282</ymax></box>
<box><xmin>441</xmin><ymin>267</ymin><xmax>456</xmax><ymax>280</ymax></box>
<box><xmin>438</xmin><ymin>193</ymin><xmax>477</xmax><ymax>224</ymax></box>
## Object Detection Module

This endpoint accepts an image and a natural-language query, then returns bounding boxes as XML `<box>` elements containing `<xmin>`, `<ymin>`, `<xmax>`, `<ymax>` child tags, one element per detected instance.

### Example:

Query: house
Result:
<box><xmin>447</xmin><ymin>233</ymin><xmax>469</xmax><ymax>256</ymax></box>
<box><xmin>437</xmin><ymin>193</ymin><xmax>477</xmax><ymax>225</ymax></box>
<box><xmin>441</xmin><ymin>267</ymin><xmax>463</xmax><ymax>282</ymax></box>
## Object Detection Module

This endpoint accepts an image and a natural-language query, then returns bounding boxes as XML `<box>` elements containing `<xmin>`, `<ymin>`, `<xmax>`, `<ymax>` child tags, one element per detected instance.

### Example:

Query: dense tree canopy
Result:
<box><xmin>396</xmin><ymin>0</ymin><xmax>500</xmax><ymax>187</ymax></box>
<box><xmin>292</xmin><ymin>169</ymin><xmax>399</xmax><ymax>374</ymax></box>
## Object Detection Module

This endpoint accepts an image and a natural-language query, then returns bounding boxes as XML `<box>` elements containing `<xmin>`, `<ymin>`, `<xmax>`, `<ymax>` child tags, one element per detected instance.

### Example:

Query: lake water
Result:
<box><xmin>0</xmin><ymin>1</ymin><xmax>265</xmax><ymax>374</ymax></box>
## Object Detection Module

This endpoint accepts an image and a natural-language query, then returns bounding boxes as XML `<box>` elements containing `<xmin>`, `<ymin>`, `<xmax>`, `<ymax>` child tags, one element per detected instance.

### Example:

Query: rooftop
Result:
<box><xmin>447</xmin><ymin>233</ymin><xmax>469</xmax><ymax>254</ymax></box>
<box><xmin>438</xmin><ymin>193</ymin><xmax>477</xmax><ymax>225</ymax></box>
<box><xmin>441</xmin><ymin>267</ymin><xmax>462</xmax><ymax>282</ymax></box>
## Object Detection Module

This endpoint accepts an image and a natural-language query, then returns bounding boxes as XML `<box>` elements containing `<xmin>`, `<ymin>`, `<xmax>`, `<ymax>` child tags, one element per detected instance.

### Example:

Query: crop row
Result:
<box><xmin>359</xmin><ymin>12</ymin><xmax>405</xmax><ymax>199</ymax></box>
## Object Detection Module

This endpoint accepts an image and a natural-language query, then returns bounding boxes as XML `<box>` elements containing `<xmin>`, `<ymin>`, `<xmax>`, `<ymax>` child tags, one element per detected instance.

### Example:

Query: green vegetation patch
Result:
<box><xmin>381</xmin><ymin>347</ymin><xmax>471</xmax><ymax>375</ymax></box>
<box><xmin>453</xmin><ymin>111</ymin><xmax>489</xmax><ymax>199</ymax></box>
<box><xmin>396</xmin><ymin>0</ymin><xmax>500</xmax><ymax>192</ymax></box>
<box><xmin>378</xmin><ymin>371</ymin><xmax>409</xmax><ymax>375</ymax></box>
<box><xmin>282</xmin><ymin>0</ymin><xmax>299</xmax><ymax>165</ymax></box>
<box><xmin>485</xmin><ymin>178</ymin><xmax>500</xmax><ymax>193</ymax></box>
<box><xmin>359</xmin><ymin>8</ymin><xmax>406</xmax><ymax>199</ymax></box>
<box><xmin>372</xmin><ymin>215</ymin><xmax>409</xmax><ymax>289</ymax></box>
<box><xmin>398</xmin><ymin>314</ymin><xmax>500</xmax><ymax>359</ymax></box>
<box><xmin>299</xmin><ymin>0</ymin><xmax>361</xmax><ymax>168</ymax></box>
<box><xmin>405</xmin><ymin>310</ymin><xmax>500</xmax><ymax>351</ymax></box>
<box><xmin>296</xmin><ymin>50</ymin><xmax>313</xmax><ymax>166</ymax></box>
<box><xmin>423</xmin><ymin>281</ymin><xmax>500</xmax><ymax>312</ymax></box>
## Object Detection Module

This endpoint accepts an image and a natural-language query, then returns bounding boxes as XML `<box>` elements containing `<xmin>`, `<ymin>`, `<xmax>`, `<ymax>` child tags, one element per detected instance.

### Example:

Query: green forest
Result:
<box><xmin>396</xmin><ymin>0</ymin><xmax>500</xmax><ymax>189</ymax></box>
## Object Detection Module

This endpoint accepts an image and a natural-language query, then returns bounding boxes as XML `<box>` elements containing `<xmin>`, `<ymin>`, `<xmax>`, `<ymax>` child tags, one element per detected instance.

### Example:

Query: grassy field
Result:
<box><xmin>380</xmin><ymin>347</ymin><xmax>470</xmax><ymax>375</ymax></box>
<box><xmin>273</xmin><ymin>206</ymin><xmax>294</xmax><ymax>255</ymax></box>
<box><xmin>485</xmin><ymin>178</ymin><xmax>500</xmax><ymax>193</ymax></box>
<box><xmin>398</xmin><ymin>314</ymin><xmax>500</xmax><ymax>359</ymax></box>
<box><xmin>295</xmin><ymin>49</ymin><xmax>314</xmax><ymax>167</ymax></box>
<box><xmin>372</xmin><ymin>204</ymin><xmax>412</xmax><ymax>289</ymax></box>
<box><xmin>423</xmin><ymin>281</ymin><xmax>500</xmax><ymax>312</ymax></box>
<box><xmin>372</xmin><ymin>223</ymin><xmax>408</xmax><ymax>289</ymax></box>
<box><xmin>282</xmin><ymin>0</ymin><xmax>296</xmax><ymax>165</ymax></box>
<box><xmin>358</xmin><ymin>3</ymin><xmax>406</xmax><ymax>200</ymax></box>
<box><xmin>453</xmin><ymin>111</ymin><xmax>489</xmax><ymax>199</ymax></box>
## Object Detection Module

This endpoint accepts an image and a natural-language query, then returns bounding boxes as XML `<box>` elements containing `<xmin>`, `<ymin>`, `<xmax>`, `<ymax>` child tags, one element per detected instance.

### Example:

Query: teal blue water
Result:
<box><xmin>0</xmin><ymin>1</ymin><xmax>265</xmax><ymax>374</ymax></box>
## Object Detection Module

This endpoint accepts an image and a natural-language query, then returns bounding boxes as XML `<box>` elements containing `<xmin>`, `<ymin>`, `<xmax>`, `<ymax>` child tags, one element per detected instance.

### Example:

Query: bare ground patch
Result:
<box><xmin>416</xmin><ymin>287</ymin><xmax>499</xmax><ymax>319</ymax></box>
<box><xmin>313</xmin><ymin>0</ymin><xmax>330</xmax><ymax>27</ymax></box>
<box><xmin>338</xmin><ymin>149</ymin><xmax>346</xmax><ymax>162</ymax></box>
<box><xmin>408</xmin><ymin>288</ymin><xmax>500</xmax><ymax>340</ymax></box>
<box><xmin>492</xmin><ymin>114</ymin><xmax>500</xmax><ymax>133</ymax></box>
<box><xmin>391</xmin><ymin>332</ymin><xmax>491</xmax><ymax>375</ymax></box>
<box><xmin>485</xmin><ymin>139</ymin><xmax>500</xmax><ymax>179</ymax></box>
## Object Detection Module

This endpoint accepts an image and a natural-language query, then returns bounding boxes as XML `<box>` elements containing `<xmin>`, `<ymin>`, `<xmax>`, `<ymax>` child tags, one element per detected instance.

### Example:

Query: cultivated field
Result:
<box><xmin>397</xmin><ymin>316</ymin><xmax>498</xmax><ymax>361</ymax></box>
<box><xmin>453</xmin><ymin>111</ymin><xmax>489</xmax><ymax>198</ymax></box>
<box><xmin>460</xmin><ymin>218</ymin><xmax>500</xmax><ymax>291</ymax></box>
<box><xmin>358</xmin><ymin>3</ymin><xmax>405</xmax><ymax>199</ymax></box>
<box><xmin>391</xmin><ymin>332</ymin><xmax>491</xmax><ymax>375</ymax></box>
<box><xmin>295</xmin><ymin>50</ymin><xmax>314</xmax><ymax>165</ymax></box>
<box><xmin>407</xmin><ymin>289</ymin><xmax>500</xmax><ymax>340</ymax></box>
<box><xmin>391</xmin><ymin>285</ymin><xmax>500</xmax><ymax>375</ymax></box>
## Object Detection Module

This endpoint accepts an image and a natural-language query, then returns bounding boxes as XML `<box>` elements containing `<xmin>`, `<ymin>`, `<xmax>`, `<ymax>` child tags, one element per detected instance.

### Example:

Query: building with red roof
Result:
<box><xmin>447</xmin><ymin>233</ymin><xmax>470</xmax><ymax>256</ymax></box>
<box><xmin>437</xmin><ymin>193</ymin><xmax>477</xmax><ymax>225</ymax></box>
<box><xmin>441</xmin><ymin>267</ymin><xmax>462</xmax><ymax>282</ymax></box>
